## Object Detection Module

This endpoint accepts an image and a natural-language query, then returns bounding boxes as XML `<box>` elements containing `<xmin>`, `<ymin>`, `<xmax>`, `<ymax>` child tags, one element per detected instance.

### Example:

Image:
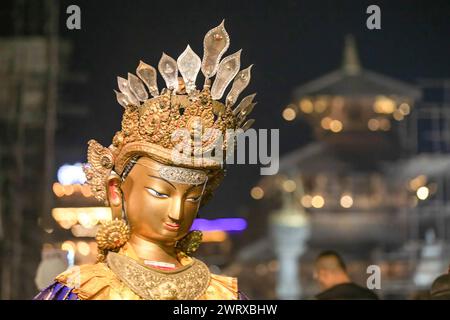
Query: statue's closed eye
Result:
<box><xmin>186</xmin><ymin>195</ymin><xmax>201</xmax><ymax>203</ymax></box>
<box><xmin>146</xmin><ymin>188</ymin><xmax>201</xmax><ymax>203</ymax></box>
<box><xmin>146</xmin><ymin>188</ymin><xmax>169</xmax><ymax>198</ymax></box>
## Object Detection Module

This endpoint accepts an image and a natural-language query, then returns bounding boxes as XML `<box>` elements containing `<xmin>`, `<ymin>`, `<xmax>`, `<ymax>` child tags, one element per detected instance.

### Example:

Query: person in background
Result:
<box><xmin>430</xmin><ymin>272</ymin><xmax>450</xmax><ymax>299</ymax></box>
<box><xmin>313</xmin><ymin>250</ymin><xmax>379</xmax><ymax>300</ymax></box>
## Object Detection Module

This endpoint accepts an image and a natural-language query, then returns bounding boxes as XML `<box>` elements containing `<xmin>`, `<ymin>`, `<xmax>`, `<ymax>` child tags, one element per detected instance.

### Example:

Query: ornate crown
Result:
<box><xmin>84</xmin><ymin>21</ymin><xmax>257</xmax><ymax>203</ymax></box>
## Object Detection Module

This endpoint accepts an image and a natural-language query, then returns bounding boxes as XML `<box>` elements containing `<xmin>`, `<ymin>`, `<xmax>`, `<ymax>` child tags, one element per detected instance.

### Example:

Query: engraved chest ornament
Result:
<box><xmin>106</xmin><ymin>252</ymin><xmax>211</xmax><ymax>300</ymax></box>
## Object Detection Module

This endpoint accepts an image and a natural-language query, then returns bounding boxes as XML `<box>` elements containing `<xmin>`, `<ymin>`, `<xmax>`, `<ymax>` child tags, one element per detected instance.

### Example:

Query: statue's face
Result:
<box><xmin>120</xmin><ymin>157</ymin><xmax>206</xmax><ymax>244</ymax></box>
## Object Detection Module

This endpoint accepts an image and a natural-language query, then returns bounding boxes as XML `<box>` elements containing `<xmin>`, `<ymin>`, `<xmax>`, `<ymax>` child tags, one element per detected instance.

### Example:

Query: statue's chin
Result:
<box><xmin>131</xmin><ymin>231</ymin><xmax>180</xmax><ymax>245</ymax></box>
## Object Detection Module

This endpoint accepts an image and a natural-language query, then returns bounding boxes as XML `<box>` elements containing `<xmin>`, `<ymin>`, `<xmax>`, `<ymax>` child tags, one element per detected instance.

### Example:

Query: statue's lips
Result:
<box><xmin>163</xmin><ymin>222</ymin><xmax>180</xmax><ymax>231</ymax></box>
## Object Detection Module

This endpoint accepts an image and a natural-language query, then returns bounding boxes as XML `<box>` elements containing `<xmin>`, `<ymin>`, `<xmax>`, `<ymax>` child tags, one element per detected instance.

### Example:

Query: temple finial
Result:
<box><xmin>342</xmin><ymin>34</ymin><xmax>361</xmax><ymax>75</ymax></box>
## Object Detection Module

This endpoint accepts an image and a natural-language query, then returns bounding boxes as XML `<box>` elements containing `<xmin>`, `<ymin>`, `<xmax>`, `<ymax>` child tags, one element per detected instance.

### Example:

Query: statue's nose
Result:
<box><xmin>168</xmin><ymin>197</ymin><xmax>184</xmax><ymax>221</ymax></box>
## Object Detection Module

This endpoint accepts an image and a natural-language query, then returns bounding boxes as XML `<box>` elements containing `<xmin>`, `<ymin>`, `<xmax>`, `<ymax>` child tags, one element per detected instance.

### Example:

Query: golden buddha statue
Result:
<box><xmin>34</xmin><ymin>21</ymin><xmax>256</xmax><ymax>300</ymax></box>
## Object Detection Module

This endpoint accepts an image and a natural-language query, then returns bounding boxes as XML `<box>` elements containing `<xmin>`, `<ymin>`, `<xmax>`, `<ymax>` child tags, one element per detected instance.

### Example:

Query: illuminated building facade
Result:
<box><xmin>236</xmin><ymin>36</ymin><xmax>450</xmax><ymax>299</ymax></box>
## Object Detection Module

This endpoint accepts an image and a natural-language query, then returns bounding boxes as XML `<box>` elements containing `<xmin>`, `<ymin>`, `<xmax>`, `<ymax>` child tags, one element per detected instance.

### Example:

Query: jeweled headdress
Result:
<box><xmin>84</xmin><ymin>21</ymin><xmax>257</xmax><ymax>203</ymax></box>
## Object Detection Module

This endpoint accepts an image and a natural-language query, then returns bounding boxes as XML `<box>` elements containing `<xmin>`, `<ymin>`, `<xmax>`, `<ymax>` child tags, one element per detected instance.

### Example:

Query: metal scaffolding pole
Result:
<box><xmin>43</xmin><ymin>0</ymin><xmax>58</xmax><ymax>230</ymax></box>
<box><xmin>0</xmin><ymin>0</ymin><xmax>59</xmax><ymax>299</ymax></box>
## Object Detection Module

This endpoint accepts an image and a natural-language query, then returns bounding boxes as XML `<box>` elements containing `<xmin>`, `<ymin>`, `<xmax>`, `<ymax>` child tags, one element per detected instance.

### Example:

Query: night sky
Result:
<box><xmin>11</xmin><ymin>0</ymin><xmax>450</xmax><ymax>217</ymax></box>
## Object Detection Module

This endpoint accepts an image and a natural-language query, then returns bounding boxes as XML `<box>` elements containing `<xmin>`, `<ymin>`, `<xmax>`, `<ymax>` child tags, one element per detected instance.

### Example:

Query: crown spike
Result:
<box><xmin>241</xmin><ymin>119</ymin><xmax>255</xmax><ymax>131</ymax></box>
<box><xmin>211</xmin><ymin>49</ymin><xmax>241</xmax><ymax>100</ymax></box>
<box><xmin>114</xmin><ymin>90</ymin><xmax>130</xmax><ymax>108</ymax></box>
<box><xmin>201</xmin><ymin>20</ymin><xmax>230</xmax><ymax>81</ymax></box>
<box><xmin>117</xmin><ymin>76</ymin><xmax>140</xmax><ymax>106</ymax></box>
<box><xmin>158</xmin><ymin>52</ymin><xmax>179</xmax><ymax>92</ymax></box>
<box><xmin>128</xmin><ymin>73</ymin><xmax>148</xmax><ymax>102</ymax></box>
<box><xmin>177</xmin><ymin>45</ymin><xmax>201</xmax><ymax>94</ymax></box>
<box><xmin>136</xmin><ymin>60</ymin><xmax>159</xmax><ymax>97</ymax></box>
<box><xmin>226</xmin><ymin>64</ymin><xmax>253</xmax><ymax>107</ymax></box>
<box><xmin>241</xmin><ymin>102</ymin><xmax>257</xmax><ymax>117</ymax></box>
<box><xmin>233</xmin><ymin>93</ymin><xmax>256</xmax><ymax>116</ymax></box>
<box><xmin>236</xmin><ymin>102</ymin><xmax>257</xmax><ymax>126</ymax></box>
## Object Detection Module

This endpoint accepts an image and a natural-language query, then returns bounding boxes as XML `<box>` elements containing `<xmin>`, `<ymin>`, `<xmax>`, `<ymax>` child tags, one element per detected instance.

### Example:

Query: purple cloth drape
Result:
<box><xmin>33</xmin><ymin>282</ymin><xmax>79</xmax><ymax>300</ymax></box>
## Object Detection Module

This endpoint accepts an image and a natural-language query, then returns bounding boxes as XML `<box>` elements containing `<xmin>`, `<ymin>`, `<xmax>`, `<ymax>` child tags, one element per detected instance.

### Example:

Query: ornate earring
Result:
<box><xmin>95</xmin><ymin>218</ymin><xmax>131</xmax><ymax>262</ymax></box>
<box><xmin>175</xmin><ymin>230</ymin><xmax>203</xmax><ymax>256</ymax></box>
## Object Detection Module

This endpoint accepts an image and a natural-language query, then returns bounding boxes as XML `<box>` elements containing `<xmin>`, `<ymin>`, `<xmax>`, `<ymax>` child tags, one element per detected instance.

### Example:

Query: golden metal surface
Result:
<box><xmin>106</xmin><ymin>251</ymin><xmax>211</xmax><ymax>300</ymax></box>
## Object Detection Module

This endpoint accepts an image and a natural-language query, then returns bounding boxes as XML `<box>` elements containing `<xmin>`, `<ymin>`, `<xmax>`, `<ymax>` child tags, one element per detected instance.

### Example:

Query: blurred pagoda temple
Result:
<box><xmin>231</xmin><ymin>35</ymin><xmax>450</xmax><ymax>299</ymax></box>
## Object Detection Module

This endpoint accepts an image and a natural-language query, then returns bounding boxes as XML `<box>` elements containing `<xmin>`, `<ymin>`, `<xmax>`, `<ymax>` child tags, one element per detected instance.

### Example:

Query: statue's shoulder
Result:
<box><xmin>202</xmin><ymin>272</ymin><xmax>239</xmax><ymax>300</ymax></box>
<box><xmin>55</xmin><ymin>263</ymin><xmax>109</xmax><ymax>286</ymax></box>
<box><xmin>210</xmin><ymin>273</ymin><xmax>238</xmax><ymax>288</ymax></box>
<box><xmin>55</xmin><ymin>263</ymin><xmax>141</xmax><ymax>300</ymax></box>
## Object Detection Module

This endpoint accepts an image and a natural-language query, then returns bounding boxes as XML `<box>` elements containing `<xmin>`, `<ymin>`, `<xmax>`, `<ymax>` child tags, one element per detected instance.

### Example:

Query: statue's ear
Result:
<box><xmin>107</xmin><ymin>173</ymin><xmax>123</xmax><ymax>220</ymax></box>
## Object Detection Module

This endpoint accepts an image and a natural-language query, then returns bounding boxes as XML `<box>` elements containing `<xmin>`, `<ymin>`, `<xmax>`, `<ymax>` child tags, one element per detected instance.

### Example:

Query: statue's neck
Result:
<box><xmin>128</xmin><ymin>234</ymin><xmax>182</xmax><ymax>268</ymax></box>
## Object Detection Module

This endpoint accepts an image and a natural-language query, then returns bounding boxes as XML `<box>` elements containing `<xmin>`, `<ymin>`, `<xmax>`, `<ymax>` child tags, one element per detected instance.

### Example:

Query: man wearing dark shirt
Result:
<box><xmin>430</xmin><ymin>272</ymin><xmax>450</xmax><ymax>299</ymax></box>
<box><xmin>313</xmin><ymin>250</ymin><xmax>379</xmax><ymax>300</ymax></box>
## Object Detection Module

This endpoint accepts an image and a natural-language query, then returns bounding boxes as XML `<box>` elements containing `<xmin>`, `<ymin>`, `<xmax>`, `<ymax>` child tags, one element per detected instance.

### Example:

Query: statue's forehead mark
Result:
<box><xmin>132</xmin><ymin>159</ymin><xmax>207</xmax><ymax>185</ymax></box>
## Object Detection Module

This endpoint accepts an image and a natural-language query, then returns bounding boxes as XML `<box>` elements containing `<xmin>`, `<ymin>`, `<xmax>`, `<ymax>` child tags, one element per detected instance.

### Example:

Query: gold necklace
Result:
<box><xmin>107</xmin><ymin>252</ymin><xmax>211</xmax><ymax>300</ymax></box>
